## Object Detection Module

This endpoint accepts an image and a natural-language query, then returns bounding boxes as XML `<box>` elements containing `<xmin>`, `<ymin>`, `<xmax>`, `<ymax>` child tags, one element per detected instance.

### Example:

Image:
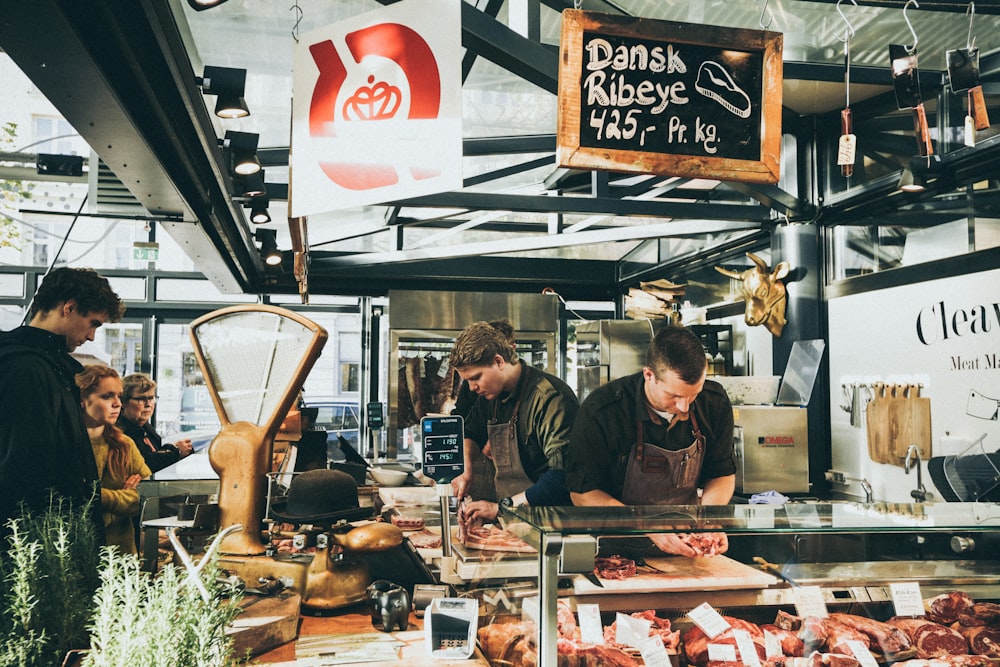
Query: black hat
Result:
<box><xmin>270</xmin><ymin>469</ymin><xmax>373</xmax><ymax>523</ymax></box>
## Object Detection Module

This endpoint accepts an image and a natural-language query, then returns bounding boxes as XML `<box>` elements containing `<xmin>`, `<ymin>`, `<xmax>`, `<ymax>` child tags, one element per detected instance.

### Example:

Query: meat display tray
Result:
<box><xmin>779</xmin><ymin>559</ymin><xmax>1000</xmax><ymax>587</ymax></box>
<box><xmin>571</xmin><ymin>554</ymin><xmax>778</xmax><ymax>595</ymax></box>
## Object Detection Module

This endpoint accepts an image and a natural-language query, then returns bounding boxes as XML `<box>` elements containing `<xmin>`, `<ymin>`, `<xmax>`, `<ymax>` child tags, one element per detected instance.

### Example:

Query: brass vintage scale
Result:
<box><xmin>186</xmin><ymin>304</ymin><xmax>402</xmax><ymax>612</ymax></box>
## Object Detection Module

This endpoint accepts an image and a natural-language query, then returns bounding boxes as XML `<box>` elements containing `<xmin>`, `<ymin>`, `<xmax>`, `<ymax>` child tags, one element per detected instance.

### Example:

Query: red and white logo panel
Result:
<box><xmin>291</xmin><ymin>0</ymin><xmax>461</xmax><ymax>216</ymax></box>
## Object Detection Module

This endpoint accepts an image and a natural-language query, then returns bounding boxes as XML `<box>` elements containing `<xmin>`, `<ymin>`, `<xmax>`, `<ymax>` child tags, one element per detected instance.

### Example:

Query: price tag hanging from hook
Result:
<box><xmin>946</xmin><ymin>2</ymin><xmax>988</xmax><ymax>147</ymax></box>
<box><xmin>888</xmin><ymin>0</ymin><xmax>932</xmax><ymax>157</ymax></box>
<box><xmin>837</xmin><ymin>0</ymin><xmax>859</xmax><ymax>177</ymax></box>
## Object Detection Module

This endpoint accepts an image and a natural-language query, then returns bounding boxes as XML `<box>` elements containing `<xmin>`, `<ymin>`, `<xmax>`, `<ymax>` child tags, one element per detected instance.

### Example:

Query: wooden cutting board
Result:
<box><xmin>866</xmin><ymin>383</ymin><xmax>931</xmax><ymax>465</ymax></box>
<box><xmin>572</xmin><ymin>555</ymin><xmax>777</xmax><ymax>595</ymax></box>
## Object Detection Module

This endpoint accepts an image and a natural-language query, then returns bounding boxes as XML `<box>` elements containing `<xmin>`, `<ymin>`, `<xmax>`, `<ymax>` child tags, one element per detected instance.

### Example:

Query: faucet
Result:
<box><xmin>859</xmin><ymin>478</ymin><xmax>873</xmax><ymax>504</ymax></box>
<box><xmin>905</xmin><ymin>444</ymin><xmax>928</xmax><ymax>502</ymax></box>
<box><xmin>845</xmin><ymin>476</ymin><xmax>874</xmax><ymax>503</ymax></box>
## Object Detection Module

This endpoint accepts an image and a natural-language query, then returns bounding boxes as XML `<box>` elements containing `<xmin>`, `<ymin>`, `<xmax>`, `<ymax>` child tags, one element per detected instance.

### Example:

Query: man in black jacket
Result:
<box><xmin>0</xmin><ymin>267</ymin><xmax>124</xmax><ymax>535</ymax></box>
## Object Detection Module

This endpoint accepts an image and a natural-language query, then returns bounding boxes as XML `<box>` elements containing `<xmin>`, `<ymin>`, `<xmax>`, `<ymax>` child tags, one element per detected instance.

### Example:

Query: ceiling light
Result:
<box><xmin>898</xmin><ymin>166</ymin><xmax>926</xmax><ymax>193</ymax></box>
<box><xmin>221</xmin><ymin>130</ymin><xmax>261</xmax><ymax>176</ymax></box>
<box><xmin>254</xmin><ymin>228</ymin><xmax>282</xmax><ymax>266</ymax></box>
<box><xmin>188</xmin><ymin>0</ymin><xmax>229</xmax><ymax>10</ymax></box>
<box><xmin>196</xmin><ymin>66</ymin><xmax>249</xmax><ymax>119</ymax></box>
<box><xmin>37</xmin><ymin>153</ymin><xmax>84</xmax><ymax>177</ymax></box>
<box><xmin>236</xmin><ymin>169</ymin><xmax>267</xmax><ymax>198</ymax></box>
<box><xmin>248</xmin><ymin>197</ymin><xmax>271</xmax><ymax>225</ymax></box>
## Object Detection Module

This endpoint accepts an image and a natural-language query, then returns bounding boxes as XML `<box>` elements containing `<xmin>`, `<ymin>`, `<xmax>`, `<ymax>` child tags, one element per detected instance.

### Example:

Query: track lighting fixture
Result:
<box><xmin>196</xmin><ymin>66</ymin><xmax>249</xmax><ymax>119</ymax></box>
<box><xmin>187</xmin><ymin>0</ymin><xmax>229</xmax><ymax>10</ymax></box>
<box><xmin>236</xmin><ymin>169</ymin><xmax>267</xmax><ymax>198</ymax></box>
<box><xmin>254</xmin><ymin>228</ymin><xmax>282</xmax><ymax>266</ymax></box>
<box><xmin>248</xmin><ymin>197</ymin><xmax>271</xmax><ymax>225</ymax></box>
<box><xmin>898</xmin><ymin>166</ymin><xmax>926</xmax><ymax>193</ymax></box>
<box><xmin>221</xmin><ymin>130</ymin><xmax>261</xmax><ymax>176</ymax></box>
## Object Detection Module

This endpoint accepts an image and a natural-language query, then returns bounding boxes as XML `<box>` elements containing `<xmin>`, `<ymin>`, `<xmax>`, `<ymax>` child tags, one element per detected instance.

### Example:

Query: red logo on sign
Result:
<box><xmin>308</xmin><ymin>23</ymin><xmax>442</xmax><ymax>191</ymax></box>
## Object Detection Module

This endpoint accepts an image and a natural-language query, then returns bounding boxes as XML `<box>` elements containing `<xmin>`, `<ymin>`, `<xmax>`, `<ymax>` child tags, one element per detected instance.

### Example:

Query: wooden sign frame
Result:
<box><xmin>557</xmin><ymin>10</ymin><xmax>783</xmax><ymax>184</ymax></box>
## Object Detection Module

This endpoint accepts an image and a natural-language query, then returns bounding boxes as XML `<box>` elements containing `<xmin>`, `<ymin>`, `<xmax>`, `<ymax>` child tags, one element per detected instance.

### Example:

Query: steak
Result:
<box><xmin>826</xmin><ymin>613</ymin><xmax>912</xmax><ymax>657</ymax></box>
<box><xmin>925</xmin><ymin>592</ymin><xmax>976</xmax><ymax>625</ymax></box>
<box><xmin>888</xmin><ymin>617</ymin><xmax>969</xmax><ymax>658</ymax></box>
<box><xmin>594</xmin><ymin>555</ymin><xmax>637</xmax><ymax>580</ymax></box>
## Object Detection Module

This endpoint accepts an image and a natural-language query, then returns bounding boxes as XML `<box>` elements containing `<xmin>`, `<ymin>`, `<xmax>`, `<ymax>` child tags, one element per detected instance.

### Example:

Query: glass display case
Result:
<box><xmin>498</xmin><ymin>502</ymin><xmax>1000</xmax><ymax>667</ymax></box>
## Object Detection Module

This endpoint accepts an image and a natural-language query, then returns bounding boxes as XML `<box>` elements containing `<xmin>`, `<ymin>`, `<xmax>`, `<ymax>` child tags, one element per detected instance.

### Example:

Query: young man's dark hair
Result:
<box><xmin>30</xmin><ymin>267</ymin><xmax>125</xmax><ymax>322</ymax></box>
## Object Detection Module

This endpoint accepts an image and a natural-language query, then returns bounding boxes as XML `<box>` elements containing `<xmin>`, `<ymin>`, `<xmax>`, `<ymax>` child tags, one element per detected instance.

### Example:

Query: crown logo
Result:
<box><xmin>342</xmin><ymin>75</ymin><xmax>402</xmax><ymax>121</ymax></box>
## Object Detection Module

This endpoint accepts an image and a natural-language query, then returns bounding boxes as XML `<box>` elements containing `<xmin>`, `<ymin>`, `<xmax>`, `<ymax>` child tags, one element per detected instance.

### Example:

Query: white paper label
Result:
<box><xmin>689</xmin><ymin>602</ymin><xmax>731</xmax><ymax>639</ymax></box>
<box><xmin>793</xmin><ymin>586</ymin><xmax>828</xmax><ymax>618</ymax></box>
<box><xmin>890</xmin><ymin>581</ymin><xmax>925</xmax><ymax>617</ymax></box>
<box><xmin>837</xmin><ymin>133</ymin><xmax>857</xmax><ymax>166</ymax></box>
<box><xmin>708</xmin><ymin>643</ymin><xmax>738</xmax><ymax>662</ymax></box>
<box><xmin>637</xmin><ymin>635</ymin><xmax>672</xmax><ymax>667</ymax></box>
<box><xmin>965</xmin><ymin>115</ymin><xmax>976</xmax><ymax>147</ymax></box>
<box><xmin>577</xmin><ymin>604</ymin><xmax>605</xmax><ymax>645</ymax></box>
<box><xmin>847</xmin><ymin>639</ymin><xmax>880</xmax><ymax>667</ymax></box>
<box><xmin>615</xmin><ymin>612</ymin><xmax>653</xmax><ymax>648</ymax></box>
<box><xmin>764</xmin><ymin>630</ymin><xmax>783</xmax><ymax>659</ymax></box>
<box><xmin>733</xmin><ymin>628</ymin><xmax>762</xmax><ymax>667</ymax></box>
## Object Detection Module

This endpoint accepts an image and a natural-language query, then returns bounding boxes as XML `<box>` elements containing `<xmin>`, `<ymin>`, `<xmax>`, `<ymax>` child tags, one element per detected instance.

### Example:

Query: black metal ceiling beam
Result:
<box><xmin>294</xmin><ymin>255</ymin><xmax>622</xmax><ymax>300</ymax></box>
<box><xmin>460</xmin><ymin>2</ymin><xmax>559</xmax><ymax>94</ymax></box>
<box><xmin>389</xmin><ymin>191</ymin><xmax>773</xmax><ymax>221</ymax></box>
<box><xmin>793</xmin><ymin>0</ymin><xmax>1000</xmax><ymax>14</ymax></box>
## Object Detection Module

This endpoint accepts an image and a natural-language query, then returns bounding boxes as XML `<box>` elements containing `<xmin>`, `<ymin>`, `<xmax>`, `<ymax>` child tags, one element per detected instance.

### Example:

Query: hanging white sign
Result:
<box><xmin>290</xmin><ymin>0</ymin><xmax>462</xmax><ymax>216</ymax></box>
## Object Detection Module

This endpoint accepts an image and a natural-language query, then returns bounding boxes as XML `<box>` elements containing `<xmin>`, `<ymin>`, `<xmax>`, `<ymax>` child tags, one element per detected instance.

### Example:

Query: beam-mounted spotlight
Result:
<box><xmin>254</xmin><ymin>228</ymin><xmax>282</xmax><ymax>266</ymax></box>
<box><xmin>221</xmin><ymin>130</ymin><xmax>261</xmax><ymax>176</ymax></box>
<box><xmin>898</xmin><ymin>166</ymin><xmax>926</xmax><ymax>193</ymax></box>
<box><xmin>197</xmin><ymin>66</ymin><xmax>249</xmax><ymax>119</ymax></box>
<box><xmin>248</xmin><ymin>197</ymin><xmax>271</xmax><ymax>225</ymax></box>
<box><xmin>188</xmin><ymin>0</ymin><xmax>229</xmax><ymax>10</ymax></box>
<box><xmin>236</xmin><ymin>169</ymin><xmax>267</xmax><ymax>198</ymax></box>
<box><xmin>37</xmin><ymin>153</ymin><xmax>84</xmax><ymax>177</ymax></box>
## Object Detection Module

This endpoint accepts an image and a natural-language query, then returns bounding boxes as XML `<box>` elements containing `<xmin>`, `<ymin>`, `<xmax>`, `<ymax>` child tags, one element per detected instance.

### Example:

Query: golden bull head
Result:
<box><xmin>715</xmin><ymin>252</ymin><xmax>791</xmax><ymax>337</ymax></box>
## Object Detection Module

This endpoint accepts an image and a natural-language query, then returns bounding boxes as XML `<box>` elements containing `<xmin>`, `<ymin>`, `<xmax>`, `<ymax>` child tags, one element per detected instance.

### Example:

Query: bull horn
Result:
<box><xmin>747</xmin><ymin>252</ymin><xmax>768</xmax><ymax>270</ymax></box>
<box><xmin>715</xmin><ymin>266</ymin><xmax>743</xmax><ymax>279</ymax></box>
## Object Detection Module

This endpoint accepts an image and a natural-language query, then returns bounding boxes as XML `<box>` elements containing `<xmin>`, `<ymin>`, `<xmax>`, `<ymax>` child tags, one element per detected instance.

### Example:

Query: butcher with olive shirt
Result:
<box><xmin>564</xmin><ymin>325</ymin><xmax>735</xmax><ymax>557</ymax></box>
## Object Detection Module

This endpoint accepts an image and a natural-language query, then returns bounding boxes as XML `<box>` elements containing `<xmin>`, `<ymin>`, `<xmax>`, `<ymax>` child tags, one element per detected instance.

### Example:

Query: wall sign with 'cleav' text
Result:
<box><xmin>558</xmin><ymin>10</ymin><xmax>783</xmax><ymax>184</ymax></box>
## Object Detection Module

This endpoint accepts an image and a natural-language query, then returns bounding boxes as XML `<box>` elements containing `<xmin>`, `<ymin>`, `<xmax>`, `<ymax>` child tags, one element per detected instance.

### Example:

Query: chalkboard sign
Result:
<box><xmin>421</xmin><ymin>415</ymin><xmax>464</xmax><ymax>483</ymax></box>
<box><xmin>558</xmin><ymin>10</ymin><xmax>783</xmax><ymax>184</ymax></box>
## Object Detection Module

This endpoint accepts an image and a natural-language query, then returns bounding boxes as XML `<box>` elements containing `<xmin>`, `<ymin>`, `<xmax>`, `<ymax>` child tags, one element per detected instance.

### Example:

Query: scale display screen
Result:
<box><xmin>421</xmin><ymin>416</ymin><xmax>464</xmax><ymax>483</ymax></box>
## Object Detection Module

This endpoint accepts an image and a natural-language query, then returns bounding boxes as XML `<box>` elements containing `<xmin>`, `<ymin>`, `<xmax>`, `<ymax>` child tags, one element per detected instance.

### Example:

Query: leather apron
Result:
<box><xmin>621</xmin><ymin>409</ymin><xmax>705</xmax><ymax>505</ymax></box>
<box><xmin>489</xmin><ymin>365</ymin><xmax>535</xmax><ymax>499</ymax></box>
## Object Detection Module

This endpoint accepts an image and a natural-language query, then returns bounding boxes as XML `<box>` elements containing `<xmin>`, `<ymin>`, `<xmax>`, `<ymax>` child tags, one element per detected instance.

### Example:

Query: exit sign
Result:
<box><xmin>133</xmin><ymin>242</ymin><xmax>159</xmax><ymax>261</ymax></box>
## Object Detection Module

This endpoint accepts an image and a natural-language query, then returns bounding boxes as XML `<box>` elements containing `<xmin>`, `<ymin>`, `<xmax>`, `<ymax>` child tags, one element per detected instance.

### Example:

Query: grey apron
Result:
<box><xmin>621</xmin><ymin>409</ymin><xmax>705</xmax><ymax>505</ymax></box>
<box><xmin>488</xmin><ymin>365</ymin><xmax>534</xmax><ymax>499</ymax></box>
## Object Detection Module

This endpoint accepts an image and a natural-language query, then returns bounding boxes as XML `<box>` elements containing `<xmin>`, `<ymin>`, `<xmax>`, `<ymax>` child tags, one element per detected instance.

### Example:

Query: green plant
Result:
<box><xmin>82</xmin><ymin>547</ymin><xmax>244</xmax><ymax>667</ymax></box>
<box><xmin>0</xmin><ymin>496</ymin><xmax>100</xmax><ymax>667</ymax></box>
<box><xmin>0</xmin><ymin>121</ymin><xmax>32</xmax><ymax>250</ymax></box>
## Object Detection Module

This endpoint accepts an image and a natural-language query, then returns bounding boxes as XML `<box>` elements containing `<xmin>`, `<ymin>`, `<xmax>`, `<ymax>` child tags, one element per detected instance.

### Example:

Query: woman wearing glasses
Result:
<box><xmin>76</xmin><ymin>365</ymin><xmax>151</xmax><ymax>555</ymax></box>
<box><xmin>118</xmin><ymin>373</ymin><xmax>194</xmax><ymax>473</ymax></box>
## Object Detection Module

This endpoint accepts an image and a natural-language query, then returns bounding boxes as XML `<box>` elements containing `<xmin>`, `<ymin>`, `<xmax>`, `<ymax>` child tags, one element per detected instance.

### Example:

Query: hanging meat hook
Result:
<box><xmin>837</xmin><ymin>0</ymin><xmax>858</xmax><ymax>43</ymax></box>
<box><xmin>903</xmin><ymin>0</ymin><xmax>920</xmax><ymax>53</ymax></box>
<box><xmin>759</xmin><ymin>0</ymin><xmax>773</xmax><ymax>29</ymax></box>
<box><xmin>966</xmin><ymin>2</ymin><xmax>976</xmax><ymax>51</ymax></box>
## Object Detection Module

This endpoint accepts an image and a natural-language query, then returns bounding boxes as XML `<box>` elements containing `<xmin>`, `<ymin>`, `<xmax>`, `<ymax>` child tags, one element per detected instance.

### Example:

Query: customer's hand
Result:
<box><xmin>175</xmin><ymin>438</ymin><xmax>194</xmax><ymax>457</ymax></box>
<box><xmin>123</xmin><ymin>473</ymin><xmax>143</xmax><ymax>490</ymax></box>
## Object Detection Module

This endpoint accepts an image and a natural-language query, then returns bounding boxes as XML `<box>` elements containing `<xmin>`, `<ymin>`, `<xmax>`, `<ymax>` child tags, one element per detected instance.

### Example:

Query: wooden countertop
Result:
<box><xmin>255</xmin><ymin>606</ymin><xmax>488</xmax><ymax>666</ymax></box>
